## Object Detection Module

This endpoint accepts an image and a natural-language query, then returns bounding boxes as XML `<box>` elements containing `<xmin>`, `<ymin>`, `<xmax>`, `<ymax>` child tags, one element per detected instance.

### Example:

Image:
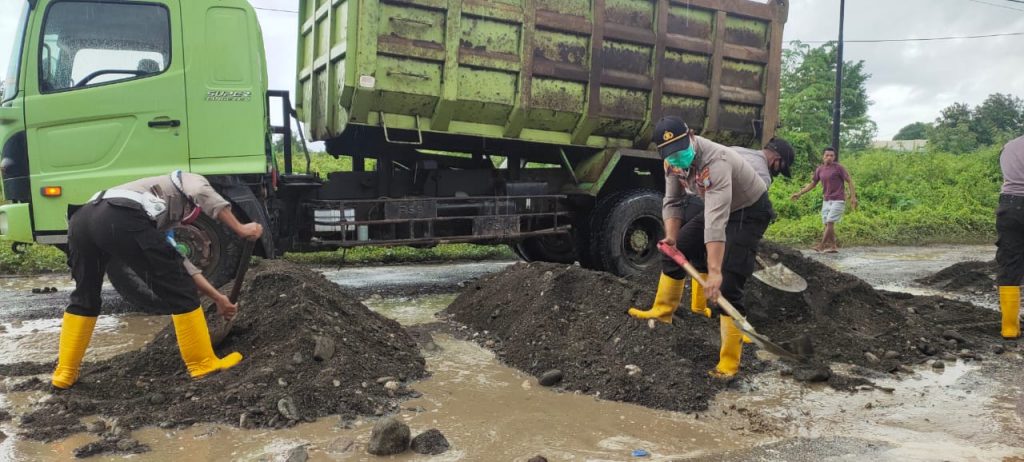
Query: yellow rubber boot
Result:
<box><xmin>1000</xmin><ymin>286</ymin><xmax>1021</xmax><ymax>339</ymax></box>
<box><xmin>710</xmin><ymin>315</ymin><xmax>743</xmax><ymax>379</ymax></box>
<box><xmin>628</xmin><ymin>273</ymin><xmax>686</xmax><ymax>324</ymax></box>
<box><xmin>172</xmin><ymin>307</ymin><xmax>243</xmax><ymax>379</ymax></box>
<box><xmin>52</xmin><ymin>313</ymin><xmax>98</xmax><ymax>389</ymax></box>
<box><xmin>690</xmin><ymin>273</ymin><xmax>711</xmax><ymax>318</ymax></box>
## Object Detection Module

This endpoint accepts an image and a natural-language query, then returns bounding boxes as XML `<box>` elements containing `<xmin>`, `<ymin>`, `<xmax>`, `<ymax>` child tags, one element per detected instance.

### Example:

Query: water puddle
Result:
<box><xmin>0</xmin><ymin>314</ymin><xmax>167</xmax><ymax>364</ymax></box>
<box><xmin>320</xmin><ymin>262</ymin><xmax>514</xmax><ymax>292</ymax></box>
<box><xmin>362</xmin><ymin>294</ymin><xmax>457</xmax><ymax>326</ymax></box>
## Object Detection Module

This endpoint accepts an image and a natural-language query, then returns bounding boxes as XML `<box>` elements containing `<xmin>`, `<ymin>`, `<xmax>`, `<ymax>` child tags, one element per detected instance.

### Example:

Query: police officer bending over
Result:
<box><xmin>52</xmin><ymin>171</ymin><xmax>262</xmax><ymax>389</ymax></box>
<box><xmin>628</xmin><ymin>116</ymin><xmax>775</xmax><ymax>380</ymax></box>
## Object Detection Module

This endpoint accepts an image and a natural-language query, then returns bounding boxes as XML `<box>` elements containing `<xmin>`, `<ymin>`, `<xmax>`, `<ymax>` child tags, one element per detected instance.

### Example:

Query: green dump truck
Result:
<box><xmin>0</xmin><ymin>0</ymin><xmax>788</xmax><ymax>299</ymax></box>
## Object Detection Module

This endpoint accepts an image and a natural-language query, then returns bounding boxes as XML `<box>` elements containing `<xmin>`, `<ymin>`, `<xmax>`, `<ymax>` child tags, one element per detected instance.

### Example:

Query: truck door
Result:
<box><xmin>23</xmin><ymin>0</ymin><xmax>187</xmax><ymax>236</ymax></box>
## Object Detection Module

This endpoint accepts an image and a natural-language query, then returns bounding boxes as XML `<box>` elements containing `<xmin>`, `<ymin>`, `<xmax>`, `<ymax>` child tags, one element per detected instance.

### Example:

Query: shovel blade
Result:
<box><xmin>740</xmin><ymin>327</ymin><xmax>806</xmax><ymax>362</ymax></box>
<box><xmin>753</xmin><ymin>263</ymin><xmax>808</xmax><ymax>293</ymax></box>
<box><xmin>209</xmin><ymin>313</ymin><xmax>236</xmax><ymax>347</ymax></box>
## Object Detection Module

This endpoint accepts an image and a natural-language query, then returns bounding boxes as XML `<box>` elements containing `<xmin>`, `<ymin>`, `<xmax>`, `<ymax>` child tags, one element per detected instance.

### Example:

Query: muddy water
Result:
<box><xmin>806</xmin><ymin>244</ymin><xmax>996</xmax><ymax>300</ymax></box>
<box><xmin>0</xmin><ymin>315</ymin><xmax>166</xmax><ymax>364</ymax></box>
<box><xmin>1</xmin><ymin>248</ymin><xmax>1022</xmax><ymax>461</ymax></box>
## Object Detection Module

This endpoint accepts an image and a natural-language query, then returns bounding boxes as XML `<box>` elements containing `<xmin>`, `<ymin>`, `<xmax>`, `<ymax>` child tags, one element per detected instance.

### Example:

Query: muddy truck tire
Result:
<box><xmin>512</xmin><ymin>235</ymin><xmax>577</xmax><ymax>264</ymax></box>
<box><xmin>107</xmin><ymin>214</ymin><xmax>242</xmax><ymax>311</ymax></box>
<box><xmin>587</xmin><ymin>189</ymin><xmax>663</xmax><ymax>277</ymax></box>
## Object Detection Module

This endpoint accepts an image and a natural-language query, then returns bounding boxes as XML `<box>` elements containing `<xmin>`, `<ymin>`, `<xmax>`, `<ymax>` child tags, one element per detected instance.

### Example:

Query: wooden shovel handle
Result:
<box><xmin>228</xmin><ymin>240</ymin><xmax>256</xmax><ymax>304</ymax></box>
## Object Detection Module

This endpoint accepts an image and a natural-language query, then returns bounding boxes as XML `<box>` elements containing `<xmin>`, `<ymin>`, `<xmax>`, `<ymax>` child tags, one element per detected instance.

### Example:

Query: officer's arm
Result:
<box><xmin>191</xmin><ymin>272</ymin><xmax>236</xmax><ymax>320</ymax></box>
<box><xmin>217</xmin><ymin>208</ymin><xmax>263</xmax><ymax>241</ymax></box>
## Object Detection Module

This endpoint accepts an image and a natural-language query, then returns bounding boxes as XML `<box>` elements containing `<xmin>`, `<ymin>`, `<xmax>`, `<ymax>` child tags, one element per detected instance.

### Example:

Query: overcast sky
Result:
<box><xmin>2</xmin><ymin>0</ymin><xmax>1023</xmax><ymax>139</ymax></box>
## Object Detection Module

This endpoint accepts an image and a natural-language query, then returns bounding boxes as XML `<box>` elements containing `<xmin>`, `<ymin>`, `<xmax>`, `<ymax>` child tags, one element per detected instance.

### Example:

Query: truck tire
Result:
<box><xmin>580</xmin><ymin>190</ymin><xmax>630</xmax><ymax>272</ymax></box>
<box><xmin>588</xmin><ymin>189</ymin><xmax>663</xmax><ymax>277</ymax></box>
<box><xmin>513</xmin><ymin>235</ymin><xmax>576</xmax><ymax>264</ymax></box>
<box><xmin>107</xmin><ymin>214</ymin><xmax>242</xmax><ymax>311</ymax></box>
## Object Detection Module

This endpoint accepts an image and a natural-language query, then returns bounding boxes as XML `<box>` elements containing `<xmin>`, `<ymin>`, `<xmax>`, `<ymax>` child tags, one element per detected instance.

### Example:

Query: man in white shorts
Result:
<box><xmin>790</xmin><ymin>147</ymin><xmax>858</xmax><ymax>252</ymax></box>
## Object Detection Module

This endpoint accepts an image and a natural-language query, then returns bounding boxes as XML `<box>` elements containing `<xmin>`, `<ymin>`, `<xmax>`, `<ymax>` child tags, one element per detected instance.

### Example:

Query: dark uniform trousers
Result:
<box><xmin>67</xmin><ymin>200</ymin><xmax>199</xmax><ymax>316</ymax></box>
<box><xmin>996</xmin><ymin>194</ymin><xmax>1024</xmax><ymax>286</ymax></box>
<box><xmin>662</xmin><ymin>192</ymin><xmax>774</xmax><ymax>316</ymax></box>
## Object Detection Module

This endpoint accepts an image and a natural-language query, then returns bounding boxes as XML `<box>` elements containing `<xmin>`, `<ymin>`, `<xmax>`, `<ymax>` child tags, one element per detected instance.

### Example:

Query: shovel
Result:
<box><xmin>210</xmin><ymin>239</ymin><xmax>256</xmax><ymax>347</ymax></box>
<box><xmin>753</xmin><ymin>254</ymin><xmax>807</xmax><ymax>293</ymax></box>
<box><xmin>657</xmin><ymin>242</ymin><xmax>805</xmax><ymax>362</ymax></box>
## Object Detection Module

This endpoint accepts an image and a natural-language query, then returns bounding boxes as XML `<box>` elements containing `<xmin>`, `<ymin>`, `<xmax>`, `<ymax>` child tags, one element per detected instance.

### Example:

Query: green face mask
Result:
<box><xmin>666</xmin><ymin>144</ymin><xmax>695</xmax><ymax>170</ymax></box>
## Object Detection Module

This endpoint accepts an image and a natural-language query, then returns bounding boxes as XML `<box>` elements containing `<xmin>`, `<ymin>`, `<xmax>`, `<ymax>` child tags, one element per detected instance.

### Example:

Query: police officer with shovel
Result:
<box><xmin>52</xmin><ymin>171</ymin><xmax>262</xmax><ymax>389</ymax></box>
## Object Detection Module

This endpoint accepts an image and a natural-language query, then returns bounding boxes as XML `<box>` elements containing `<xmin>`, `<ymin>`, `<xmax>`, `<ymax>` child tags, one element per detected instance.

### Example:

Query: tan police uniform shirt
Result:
<box><xmin>113</xmin><ymin>173</ymin><xmax>231</xmax><ymax>275</ymax></box>
<box><xmin>662</xmin><ymin>136</ymin><xmax>767</xmax><ymax>243</ymax></box>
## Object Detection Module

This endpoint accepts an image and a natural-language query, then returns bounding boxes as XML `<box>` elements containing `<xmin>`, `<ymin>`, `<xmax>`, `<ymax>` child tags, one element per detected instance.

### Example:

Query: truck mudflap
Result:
<box><xmin>304</xmin><ymin>195</ymin><xmax>571</xmax><ymax>248</ymax></box>
<box><xmin>0</xmin><ymin>203</ymin><xmax>33</xmax><ymax>243</ymax></box>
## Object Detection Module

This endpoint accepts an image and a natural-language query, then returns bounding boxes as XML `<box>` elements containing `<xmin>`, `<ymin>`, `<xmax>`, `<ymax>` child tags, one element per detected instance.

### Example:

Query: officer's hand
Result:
<box><xmin>215</xmin><ymin>295</ymin><xmax>237</xmax><ymax>320</ymax></box>
<box><xmin>850</xmin><ymin>197</ymin><xmax>858</xmax><ymax>210</ymax></box>
<box><xmin>703</xmin><ymin>271</ymin><xmax>723</xmax><ymax>305</ymax></box>
<box><xmin>238</xmin><ymin>223</ymin><xmax>263</xmax><ymax>241</ymax></box>
<box><xmin>659</xmin><ymin>237</ymin><xmax>676</xmax><ymax>248</ymax></box>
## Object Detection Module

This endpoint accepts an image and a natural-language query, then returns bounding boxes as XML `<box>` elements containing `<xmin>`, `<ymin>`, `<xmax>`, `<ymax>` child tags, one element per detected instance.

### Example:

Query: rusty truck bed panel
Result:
<box><xmin>296</xmin><ymin>0</ymin><xmax>788</xmax><ymax>150</ymax></box>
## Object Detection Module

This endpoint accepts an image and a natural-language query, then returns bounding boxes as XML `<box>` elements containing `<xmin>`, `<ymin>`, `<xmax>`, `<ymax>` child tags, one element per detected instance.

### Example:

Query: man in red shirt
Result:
<box><xmin>790</xmin><ymin>147</ymin><xmax>858</xmax><ymax>253</ymax></box>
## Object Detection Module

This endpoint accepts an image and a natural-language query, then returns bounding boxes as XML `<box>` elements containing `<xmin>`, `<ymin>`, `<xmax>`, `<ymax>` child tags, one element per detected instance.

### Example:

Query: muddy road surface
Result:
<box><xmin>1</xmin><ymin>245</ymin><xmax>1021</xmax><ymax>461</ymax></box>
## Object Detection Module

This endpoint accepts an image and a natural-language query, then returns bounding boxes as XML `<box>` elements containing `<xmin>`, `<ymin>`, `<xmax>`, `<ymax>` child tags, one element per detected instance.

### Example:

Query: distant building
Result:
<box><xmin>871</xmin><ymin>139</ymin><xmax>927</xmax><ymax>151</ymax></box>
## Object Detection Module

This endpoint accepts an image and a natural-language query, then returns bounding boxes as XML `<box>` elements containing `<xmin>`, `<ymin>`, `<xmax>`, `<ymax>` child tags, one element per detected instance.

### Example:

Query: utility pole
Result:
<box><xmin>832</xmin><ymin>0</ymin><xmax>845</xmax><ymax>159</ymax></box>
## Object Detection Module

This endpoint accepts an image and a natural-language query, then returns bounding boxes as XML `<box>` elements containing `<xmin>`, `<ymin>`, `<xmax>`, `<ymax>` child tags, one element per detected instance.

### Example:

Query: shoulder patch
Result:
<box><xmin>696</xmin><ymin>166</ymin><xmax>713</xmax><ymax>194</ymax></box>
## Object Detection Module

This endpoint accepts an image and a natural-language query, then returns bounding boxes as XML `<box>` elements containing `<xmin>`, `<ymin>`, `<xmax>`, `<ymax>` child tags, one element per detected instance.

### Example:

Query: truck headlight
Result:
<box><xmin>0</xmin><ymin>212</ymin><xmax>8</xmax><ymax>236</ymax></box>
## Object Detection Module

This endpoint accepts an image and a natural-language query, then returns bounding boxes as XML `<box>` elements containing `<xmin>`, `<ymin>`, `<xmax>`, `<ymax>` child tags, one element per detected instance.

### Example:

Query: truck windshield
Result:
<box><xmin>2</xmin><ymin>2</ymin><xmax>30</xmax><ymax>103</ymax></box>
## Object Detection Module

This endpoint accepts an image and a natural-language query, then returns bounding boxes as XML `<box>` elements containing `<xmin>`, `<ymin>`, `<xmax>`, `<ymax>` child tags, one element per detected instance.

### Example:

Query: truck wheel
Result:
<box><xmin>589</xmin><ymin>189</ymin><xmax>663</xmax><ymax>277</ymax></box>
<box><xmin>513</xmin><ymin>235</ymin><xmax>576</xmax><ymax>264</ymax></box>
<box><xmin>580</xmin><ymin>190</ymin><xmax>629</xmax><ymax>272</ymax></box>
<box><xmin>107</xmin><ymin>214</ymin><xmax>242</xmax><ymax>310</ymax></box>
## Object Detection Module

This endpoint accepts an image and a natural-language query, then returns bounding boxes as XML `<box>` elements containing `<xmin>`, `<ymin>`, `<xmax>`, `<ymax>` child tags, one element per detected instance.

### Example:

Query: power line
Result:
<box><xmin>966</xmin><ymin>0</ymin><xmax>1024</xmax><ymax>11</ymax></box>
<box><xmin>790</xmin><ymin>31</ymin><xmax>1024</xmax><ymax>44</ymax></box>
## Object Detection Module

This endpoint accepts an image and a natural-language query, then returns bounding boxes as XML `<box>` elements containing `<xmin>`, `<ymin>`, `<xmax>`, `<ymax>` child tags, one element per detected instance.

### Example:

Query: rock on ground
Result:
<box><xmin>72</xmin><ymin>438</ymin><xmax>149</xmax><ymax>458</ymax></box>
<box><xmin>411</xmin><ymin>429</ymin><xmax>450</xmax><ymax>455</ymax></box>
<box><xmin>368</xmin><ymin>416</ymin><xmax>411</xmax><ymax>456</ymax></box>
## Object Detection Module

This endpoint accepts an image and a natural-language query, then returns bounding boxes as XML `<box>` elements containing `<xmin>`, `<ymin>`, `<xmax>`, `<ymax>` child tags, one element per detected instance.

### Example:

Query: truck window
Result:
<box><xmin>39</xmin><ymin>1</ymin><xmax>170</xmax><ymax>93</ymax></box>
<box><xmin>1</xmin><ymin>2</ymin><xmax>29</xmax><ymax>103</ymax></box>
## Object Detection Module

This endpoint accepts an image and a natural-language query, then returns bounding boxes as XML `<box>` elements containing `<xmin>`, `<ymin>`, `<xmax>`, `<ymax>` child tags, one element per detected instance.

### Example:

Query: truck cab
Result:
<box><xmin>1</xmin><ymin>0</ymin><xmax>270</xmax><ymax>287</ymax></box>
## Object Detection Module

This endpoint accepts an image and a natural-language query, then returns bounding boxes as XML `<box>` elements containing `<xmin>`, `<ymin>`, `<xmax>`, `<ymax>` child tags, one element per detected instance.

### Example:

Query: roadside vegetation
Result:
<box><xmin>768</xmin><ymin>146</ymin><xmax>1001</xmax><ymax>246</ymax></box>
<box><xmin>283</xmin><ymin>243</ymin><xmax>513</xmax><ymax>266</ymax></box>
<box><xmin>0</xmin><ymin>242</ymin><xmax>66</xmax><ymax>275</ymax></box>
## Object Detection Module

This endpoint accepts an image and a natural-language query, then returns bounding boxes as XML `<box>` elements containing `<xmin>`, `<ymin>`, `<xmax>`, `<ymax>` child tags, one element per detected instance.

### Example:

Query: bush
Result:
<box><xmin>0</xmin><ymin>241</ymin><xmax>66</xmax><ymax>275</ymax></box>
<box><xmin>768</xmin><ymin>146</ymin><xmax>1001</xmax><ymax>245</ymax></box>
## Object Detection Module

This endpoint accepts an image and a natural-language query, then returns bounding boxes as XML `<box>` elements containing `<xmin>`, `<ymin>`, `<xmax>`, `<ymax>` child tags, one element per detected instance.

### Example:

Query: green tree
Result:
<box><xmin>929</xmin><ymin>102</ymin><xmax>979</xmax><ymax>152</ymax></box>
<box><xmin>893</xmin><ymin>122</ymin><xmax>932</xmax><ymax>140</ymax></box>
<box><xmin>778</xmin><ymin>41</ymin><xmax>877</xmax><ymax>160</ymax></box>
<box><xmin>973</xmin><ymin>93</ymin><xmax>1024</xmax><ymax>145</ymax></box>
<box><xmin>929</xmin><ymin>94</ymin><xmax>1024</xmax><ymax>152</ymax></box>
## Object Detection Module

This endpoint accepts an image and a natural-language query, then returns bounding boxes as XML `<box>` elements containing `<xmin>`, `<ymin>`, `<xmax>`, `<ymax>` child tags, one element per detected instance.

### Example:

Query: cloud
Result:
<box><xmin>785</xmin><ymin>0</ymin><xmax>1024</xmax><ymax>138</ymax></box>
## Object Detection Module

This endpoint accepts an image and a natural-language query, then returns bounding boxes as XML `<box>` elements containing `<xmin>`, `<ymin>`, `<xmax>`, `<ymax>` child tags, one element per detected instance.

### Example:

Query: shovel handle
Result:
<box><xmin>228</xmin><ymin>239</ymin><xmax>256</xmax><ymax>304</ymax></box>
<box><xmin>754</xmin><ymin>254</ymin><xmax>769</xmax><ymax>269</ymax></box>
<box><xmin>656</xmin><ymin>242</ymin><xmax>754</xmax><ymax>332</ymax></box>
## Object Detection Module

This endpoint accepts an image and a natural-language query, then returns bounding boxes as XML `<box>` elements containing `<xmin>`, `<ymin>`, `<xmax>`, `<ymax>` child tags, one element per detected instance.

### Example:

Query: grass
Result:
<box><xmin>283</xmin><ymin>243</ymin><xmax>514</xmax><ymax>266</ymax></box>
<box><xmin>0</xmin><ymin>241</ymin><xmax>66</xmax><ymax>275</ymax></box>
<box><xmin>766</xmin><ymin>146</ymin><xmax>1001</xmax><ymax>246</ymax></box>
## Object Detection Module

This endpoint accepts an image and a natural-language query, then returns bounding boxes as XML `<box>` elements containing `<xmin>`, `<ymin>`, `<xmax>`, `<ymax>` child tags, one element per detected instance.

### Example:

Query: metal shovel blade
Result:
<box><xmin>753</xmin><ymin>255</ymin><xmax>807</xmax><ymax>293</ymax></box>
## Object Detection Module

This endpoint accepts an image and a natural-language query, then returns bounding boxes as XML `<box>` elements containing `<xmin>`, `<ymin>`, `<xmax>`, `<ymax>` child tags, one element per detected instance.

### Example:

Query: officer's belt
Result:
<box><xmin>90</xmin><ymin>188</ymin><xmax>166</xmax><ymax>220</ymax></box>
